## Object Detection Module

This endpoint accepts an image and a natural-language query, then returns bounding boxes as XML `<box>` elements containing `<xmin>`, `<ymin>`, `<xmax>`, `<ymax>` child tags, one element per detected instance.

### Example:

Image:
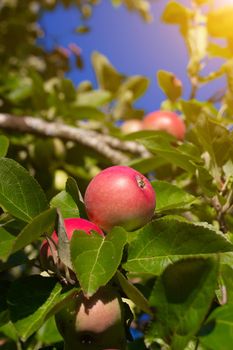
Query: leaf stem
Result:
<box><xmin>194</xmin><ymin>339</ymin><xmax>200</xmax><ymax>350</ymax></box>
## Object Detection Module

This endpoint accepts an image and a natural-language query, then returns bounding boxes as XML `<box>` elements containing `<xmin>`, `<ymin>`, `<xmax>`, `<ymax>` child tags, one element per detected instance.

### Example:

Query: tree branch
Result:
<box><xmin>0</xmin><ymin>113</ymin><xmax>150</xmax><ymax>165</ymax></box>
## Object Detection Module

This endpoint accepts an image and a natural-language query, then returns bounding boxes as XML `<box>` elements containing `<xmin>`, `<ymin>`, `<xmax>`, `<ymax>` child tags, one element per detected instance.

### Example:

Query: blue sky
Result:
<box><xmin>39</xmin><ymin>0</ymin><xmax>226</xmax><ymax>114</ymax></box>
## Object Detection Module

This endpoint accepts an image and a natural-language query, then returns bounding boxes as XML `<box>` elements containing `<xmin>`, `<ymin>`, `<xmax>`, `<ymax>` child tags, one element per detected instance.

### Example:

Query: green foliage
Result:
<box><xmin>151</xmin><ymin>180</ymin><xmax>198</xmax><ymax>213</ymax></box>
<box><xmin>148</xmin><ymin>257</ymin><xmax>219</xmax><ymax>349</ymax></box>
<box><xmin>65</xmin><ymin>177</ymin><xmax>86</xmax><ymax>218</ymax></box>
<box><xmin>124</xmin><ymin>218</ymin><xmax>233</xmax><ymax>276</ymax></box>
<box><xmin>70</xmin><ymin>227</ymin><xmax>127</xmax><ymax>296</ymax></box>
<box><xmin>92</xmin><ymin>51</ymin><xmax>124</xmax><ymax>94</ymax></box>
<box><xmin>0</xmin><ymin>0</ymin><xmax>233</xmax><ymax>349</ymax></box>
<box><xmin>7</xmin><ymin>275</ymin><xmax>77</xmax><ymax>340</ymax></box>
<box><xmin>36</xmin><ymin>316</ymin><xmax>63</xmax><ymax>345</ymax></box>
<box><xmin>0</xmin><ymin>227</ymin><xmax>15</xmax><ymax>262</ymax></box>
<box><xmin>115</xmin><ymin>270</ymin><xmax>151</xmax><ymax>315</ymax></box>
<box><xmin>157</xmin><ymin>70</ymin><xmax>183</xmax><ymax>101</ymax></box>
<box><xmin>199</xmin><ymin>304</ymin><xmax>233</xmax><ymax>350</ymax></box>
<box><xmin>0</xmin><ymin>158</ymin><xmax>48</xmax><ymax>222</ymax></box>
<box><xmin>207</xmin><ymin>7</ymin><xmax>233</xmax><ymax>39</ymax></box>
<box><xmin>140</xmin><ymin>136</ymin><xmax>198</xmax><ymax>173</ymax></box>
<box><xmin>6</xmin><ymin>208</ymin><xmax>56</xmax><ymax>260</ymax></box>
<box><xmin>161</xmin><ymin>1</ymin><xmax>192</xmax><ymax>36</ymax></box>
<box><xmin>50</xmin><ymin>190</ymin><xmax>80</xmax><ymax>219</ymax></box>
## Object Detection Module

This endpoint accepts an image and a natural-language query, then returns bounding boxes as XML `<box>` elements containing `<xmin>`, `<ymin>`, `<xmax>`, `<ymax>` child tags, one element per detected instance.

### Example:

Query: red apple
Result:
<box><xmin>121</xmin><ymin>119</ymin><xmax>143</xmax><ymax>134</ymax></box>
<box><xmin>40</xmin><ymin>218</ymin><xmax>104</xmax><ymax>270</ymax></box>
<box><xmin>84</xmin><ymin>166</ymin><xmax>156</xmax><ymax>232</ymax></box>
<box><xmin>142</xmin><ymin>110</ymin><xmax>186</xmax><ymax>140</ymax></box>
<box><xmin>55</xmin><ymin>286</ymin><xmax>126</xmax><ymax>350</ymax></box>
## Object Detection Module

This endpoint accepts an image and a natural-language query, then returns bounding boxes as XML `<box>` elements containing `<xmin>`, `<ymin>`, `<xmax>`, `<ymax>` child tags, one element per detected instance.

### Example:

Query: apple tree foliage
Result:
<box><xmin>0</xmin><ymin>0</ymin><xmax>233</xmax><ymax>349</ymax></box>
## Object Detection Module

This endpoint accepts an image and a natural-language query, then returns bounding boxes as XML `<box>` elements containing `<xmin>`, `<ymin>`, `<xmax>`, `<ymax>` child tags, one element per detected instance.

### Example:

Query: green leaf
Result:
<box><xmin>123</xmin><ymin>129</ymin><xmax>174</xmax><ymax>141</ymax></box>
<box><xmin>223</xmin><ymin>159</ymin><xmax>233</xmax><ymax>180</ymax></box>
<box><xmin>162</xmin><ymin>1</ymin><xmax>192</xmax><ymax>24</ymax></box>
<box><xmin>152</xmin><ymin>180</ymin><xmax>197</xmax><ymax>213</ymax></box>
<box><xmin>140</xmin><ymin>137</ymin><xmax>197</xmax><ymax>173</ymax></box>
<box><xmin>208</xmin><ymin>42</ymin><xmax>232</xmax><ymax>59</ymax></box>
<box><xmin>0</xmin><ymin>158</ymin><xmax>48</xmax><ymax>222</ymax></box>
<box><xmin>57</xmin><ymin>210</ymin><xmax>72</xmax><ymax>269</ymax></box>
<box><xmin>157</xmin><ymin>70</ymin><xmax>182</xmax><ymax>101</ymax></box>
<box><xmin>178</xmin><ymin>141</ymin><xmax>202</xmax><ymax>163</ymax></box>
<box><xmin>50</xmin><ymin>190</ymin><xmax>79</xmax><ymax>219</ymax></box>
<box><xmin>182</xmin><ymin>100</ymin><xmax>218</xmax><ymax>125</ymax></box>
<box><xmin>76</xmin><ymin>90</ymin><xmax>112</xmax><ymax>107</ymax></box>
<box><xmin>8</xmin><ymin>275</ymin><xmax>77</xmax><ymax>341</ymax></box>
<box><xmin>31</xmin><ymin>71</ymin><xmax>47</xmax><ymax>110</ymax></box>
<box><xmin>195</xmin><ymin>164</ymin><xmax>217</xmax><ymax>197</ymax></box>
<box><xmin>199</xmin><ymin>304</ymin><xmax>233</xmax><ymax>350</ymax></box>
<box><xmin>65</xmin><ymin>177</ymin><xmax>87</xmax><ymax>219</ymax></box>
<box><xmin>128</xmin><ymin>156</ymin><xmax>168</xmax><ymax>174</ymax></box>
<box><xmin>70</xmin><ymin>227</ymin><xmax>127</xmax><ymax>296</ymax></box>
<box><xmin>161</xmin><ymin>1</ymin><xmax>192</xmax><ymax>35</ymax></box>
<box><xmin>208</xmin><ymin>7</ymin><xmax>233</xmax><ymax>38</ymax></box>
<box><xmin>0</xmin><ymin>135</ymin><xmax>9</xmax><ymax>157</ymax></box>
<box><xmin>61</xmin><ymin>78</ymin><xmax>76</xmax><ymax>102</ymax></box>
<box><xmin>193</xmin><ymin>114</ymin><xmax>233</xmax><ymax>181</ymax></box>
<box><xmin>7</xmin><ymin>78</ymin><xmax>32</xmax><ymax>104</ymax></box>
<box><xmin>113</xmin><ymin>96</ymin><xmax>144</xmax><ymax>120</ymax></box>
<box><xmin>115</xmin><ymin>270</ymin><xmax>152</xmax><ymax>315</ymax></box>
<box><xmin>0</xmin><ymin>227</ymin><xmax>15</xmax><ymax>262</ymax></box>
<box><xmin>75</xmin><ymin>106</ymin><xmax>106</xmax><ymax>120</ymax></box>
<box><xmin>92</xmin><ymin>51</ymin><xmax>123</xmax><ymax>93</ymax></box>
<box><xmin>118</xmin><ymin>75</ymin><xmax>149</xmax><ymax>101</ymax></box>
<box><xmin>36</xmin><ymin>316</ymin><xmax>63</xmax><ymax>345</ymax></box>
<box><xmin>123</xmin><ymin>218</ymin><xmax>233</xmax><ymax>276</ymax></box>
<box><xmin>0</xmin><ymin>321</ymin><xmax>18</xmax><ymax>341</ymax></box>
<box><xmin>9</xmin><ymin>208</ymin><xmax>56</xmax><ymax>258</ymax></box>
<box><xmin>148</xmin><ymin>258</ymin><xmax>219</xmax><ymax>349</ymax></box>
<box><xmin>181</xmin><ymin>99</ymin><xmax>203</xmax><ymax>124</ymax></box>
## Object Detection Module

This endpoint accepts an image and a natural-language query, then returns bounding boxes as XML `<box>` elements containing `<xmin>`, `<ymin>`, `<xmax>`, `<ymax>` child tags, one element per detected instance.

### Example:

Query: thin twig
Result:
<box><xmin>0</xmin><ymin>113</ymin><xmax>150</xmax><ymax>164</ymax></box>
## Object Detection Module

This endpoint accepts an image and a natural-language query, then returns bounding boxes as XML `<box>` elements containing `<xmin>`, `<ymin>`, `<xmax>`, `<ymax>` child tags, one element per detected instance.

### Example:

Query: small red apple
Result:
<box><xmin>55</xmin><ymin>286</ymin><xmax>127</xmax><ymax>350</ymax></box>
<box><xmin>142</xmin><ymin>110</ymin><xmax>186</xmax><ymax>140</ymax></box>
<box><xmin>40</xmin><ymin>218</ymin><xmax>104</xmax><ymax>270</ymax></box>
<box><xmin>121</xmin><ymin>119</ymin><xmax>143</xmax><ymax>134</ymax></box>
<box><xmin>84</xmin><ymin>166</ymin><xmax>156</xmax><ymax>232</ymax></box>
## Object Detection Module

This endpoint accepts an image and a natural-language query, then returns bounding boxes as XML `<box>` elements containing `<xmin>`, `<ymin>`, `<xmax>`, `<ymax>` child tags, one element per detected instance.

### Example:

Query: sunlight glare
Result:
<box><xmin>215</xmin><ymin>0</ymin><xmax>233</xmax><ymax>6</ymax></box>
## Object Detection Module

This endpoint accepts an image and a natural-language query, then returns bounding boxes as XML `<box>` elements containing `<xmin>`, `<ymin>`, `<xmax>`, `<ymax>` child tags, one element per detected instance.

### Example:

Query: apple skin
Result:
<box><xmin>84</xmin><ymin>166</ymin><xmax>156</xmax><ymax>232</ymax></box>
<box><xmin>55</xmin><ymin>286</ymin><xmax>126</xmax><ymax>350</ymax></box>
<box><xmin>40</xmin><ymin>218</ymin><xmax>104</xmax><ymax>270</ymax></box>
<box><xmin>121</xmin><ymin>119</ymin><xmax>143</xmax><ymax>134</ymax></box>
<box><xmin>142</xmin><ymin>110</ymin><xmax>186</xmax><ymax>140</ymax></box>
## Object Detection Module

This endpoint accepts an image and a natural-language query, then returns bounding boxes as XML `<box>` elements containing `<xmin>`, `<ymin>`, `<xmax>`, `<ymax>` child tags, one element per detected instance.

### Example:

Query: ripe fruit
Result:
<box><xmin>84</xmin><ymin>166</ymin><xmax>156</xmax><ymax>232</ymax></box>
<box><xmin>55</xmin><ymin>286</ymin><xmax>126</xmax><ymax>350</ymax></box>
<box><xmin>142</xmin><ymin>110</ymin><xmax>186</xmax><ymax>140</ymax></box>
<box><xmin>40</xmin><ymin>218</ymin><xmax>104</xmax><ymax>270</ymax></box>
<box><xmin>121</xmin><ymin>119</ymin><xmax>143</xmax><ymax>134</ymax></box>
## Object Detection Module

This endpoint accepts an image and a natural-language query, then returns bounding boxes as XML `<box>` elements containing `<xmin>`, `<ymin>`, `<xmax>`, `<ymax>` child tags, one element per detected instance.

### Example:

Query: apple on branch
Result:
<box><xmin>55</xmin><ymin>286</ymin><xmax>127</xmax><ymax>350</ymax></box>
<box><xmin>142</xmin><ymin>110</ymin><xmax>186</xmax><ymax>140</ymax></box>
<box><xmin>84</xmin><ymin>165</ymin><xmax>156</xmax><ymax>232</ymax></box>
